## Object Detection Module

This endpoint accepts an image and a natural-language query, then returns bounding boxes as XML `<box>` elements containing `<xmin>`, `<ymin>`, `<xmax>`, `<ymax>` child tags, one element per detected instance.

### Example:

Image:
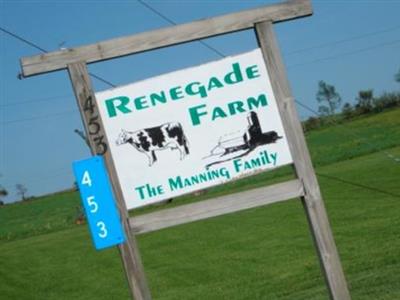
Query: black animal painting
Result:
<box><xmin>116</xmin><ymin>122</ymin><xmax>189</xmax><ymax>166</ymax></box>
<box><xmin>243</xmin><ymin>111</ymin><xmax>281</xmax><ymax>149</ymax></box>
<box><xmin>204</xmin><ymin>111</ymin><xmax>281</xmax><ymax>167</ymax></box>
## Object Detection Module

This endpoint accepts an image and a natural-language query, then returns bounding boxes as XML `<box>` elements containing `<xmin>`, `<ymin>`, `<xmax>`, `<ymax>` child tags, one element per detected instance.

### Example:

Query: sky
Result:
<box><xmin>1</xmin><ymin>0</ymin><xmax>399</xmax><ymax>203</ymax></box>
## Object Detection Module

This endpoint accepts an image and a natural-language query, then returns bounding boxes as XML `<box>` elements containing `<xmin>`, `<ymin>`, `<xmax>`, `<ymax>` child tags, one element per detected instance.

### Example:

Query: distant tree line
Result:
<box><xmin>0</xmin><ymin>183</ymin><xmax>33</xmax><ymax>205</ymax></box>
<box><xmin>302</xmin><ymin>68</ymin><xmax>400</xmax><ymax>132</ymax></box>
<box><xmin>0</xmin><ymin>187</ymin><xmax>7</xmax><ymax>206</ymax></box>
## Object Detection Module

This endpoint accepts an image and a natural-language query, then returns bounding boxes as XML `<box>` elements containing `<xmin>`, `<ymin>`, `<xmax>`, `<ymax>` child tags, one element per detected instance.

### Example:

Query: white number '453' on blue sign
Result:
<box><xmin>72</xmin><ymin>156</ymin><xmax>126</xmax><ymax>250</ymax></box>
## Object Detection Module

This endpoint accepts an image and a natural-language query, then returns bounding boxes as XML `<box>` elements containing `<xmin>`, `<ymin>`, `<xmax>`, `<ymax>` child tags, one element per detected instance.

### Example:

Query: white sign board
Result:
<box><xmin>96</xmin><ymin>49</ymin><xmax>293</xmax><ymax>210</ymax></box>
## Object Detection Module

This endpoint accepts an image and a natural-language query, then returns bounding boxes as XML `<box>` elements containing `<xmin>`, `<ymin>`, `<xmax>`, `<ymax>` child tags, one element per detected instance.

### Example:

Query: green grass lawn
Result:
<box><xmin>306</xmin><ymin>108</ymin><xmax>400</xmax><ymax>166</ymax></box>
<box><xmin>1</xmin><ymin>109</ymin><xmax>399</xmax><ymax>299</ymax></box>
<box><xmin>1</xmin><ymin>147</ymin><xmax>399</xmax><ymax>299</ymax></box>
<box><xmin>0</xmin><ymin>191</ymin><xmax>81</xmax><ymax>242</ymax></box>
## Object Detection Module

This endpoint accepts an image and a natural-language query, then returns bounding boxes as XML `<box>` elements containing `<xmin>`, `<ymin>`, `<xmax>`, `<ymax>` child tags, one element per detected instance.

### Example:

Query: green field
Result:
<box><xmin>1</xmin><ymin>109</ymin><xmax>399</xmax><ymax>299</ymax></box>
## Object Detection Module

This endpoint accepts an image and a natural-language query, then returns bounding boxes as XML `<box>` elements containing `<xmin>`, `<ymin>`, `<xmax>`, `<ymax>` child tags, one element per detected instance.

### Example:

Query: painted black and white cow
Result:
<box><xmin>116</xmin><ymin>122</ymin><xmax>189</xmax><ymax>166</ymax></box>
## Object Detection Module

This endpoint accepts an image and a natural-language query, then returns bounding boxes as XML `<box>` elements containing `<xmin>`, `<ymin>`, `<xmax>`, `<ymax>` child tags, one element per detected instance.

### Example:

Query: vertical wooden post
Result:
<box><xmin>255</xmin><ymin>22</ymin><xmax>351</xmax><ymax>300</ymax></box>
<box><xmin>68</xmin><ymin>62</ymin><xmax>152</xmax><ymax>300</ymax></box>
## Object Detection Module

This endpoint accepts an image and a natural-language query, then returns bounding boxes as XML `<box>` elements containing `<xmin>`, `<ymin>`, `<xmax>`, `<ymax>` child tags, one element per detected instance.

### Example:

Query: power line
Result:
<box><xmin>0</xmin><ymin>26</ymin><xmax>116</xmax><ymax>88</ymax></box>
<box><xmin>2</xmin><ymin>19</ymin><xmax>398</xmax><ymax>108</ymax></box>
<box><xmin>288</xmin><ymin>39</ymin><xmax>400</xmax><ymax>69</ymax></box>
<box><xmin>317</xmin><ymin>173</ymin><xmax>400</xmax><ymax>199</ymax></box>
<box><xmin>0</xmin><ymin>94</ymin><xmax>72</xmax><ymax>108</ymax></box>
<box><xmin>137</xmin><ymin>0</ymin><xmax>177</xmax><ymax>26</ymax></box>
<box><xmin>135</xmin><ymin>1</ymin><xmax>400</xmax><ymax>63</ymax></box>
<box><xmin>89</xmin><ymin>73</ymin><xmax>116</xmax><ymax>88</ymax></box>
<box><xmin>1</xmin><ymin>109</ymin><xmax>78</xmax><ymax>125</ymax></box>
<box><xmin>3</xmin><ymin>36</ymin><xmax>397</xmax><ymax>109</ymax></box>
<box><xmin>285</xmin><ymin>24</ymin><xmax>400</xmax><ymax>56</ymax></box>
<box><xmin>137</xmin><ymin>0</ymin><xmax>226</xmax><ymax>58</ymax></box>
<box><xmin>0</xmin><ymin>26</ymin><xmax>47</xmax><ymax>53</ymax></box>
<box><xmin>2</xmin><ymin>39</ymin><xmax>399</xmax><ymax>125</ymax></box>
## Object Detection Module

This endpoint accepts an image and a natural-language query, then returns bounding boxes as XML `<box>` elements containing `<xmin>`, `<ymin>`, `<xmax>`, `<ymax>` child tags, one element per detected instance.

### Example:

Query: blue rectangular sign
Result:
<box><xmin>72</xmin><ymin>156</ymin><xmax>126</xmax><ymax>250</ymax></box>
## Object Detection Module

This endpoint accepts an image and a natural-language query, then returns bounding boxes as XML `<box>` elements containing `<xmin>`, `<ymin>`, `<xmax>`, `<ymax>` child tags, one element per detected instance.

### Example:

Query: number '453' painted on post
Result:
<box><xmin>72</xmin><ymin>156</ymin><xmax>125</xmax><ymax>250</ymax></box>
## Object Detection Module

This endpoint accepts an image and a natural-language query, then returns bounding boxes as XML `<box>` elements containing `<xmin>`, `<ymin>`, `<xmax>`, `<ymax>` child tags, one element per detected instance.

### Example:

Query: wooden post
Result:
<box><xmin>67</xmin><ymin>62</ymin><xmax>152</xmax><ymax>300</ymax></box>
<box><xmin>255</xmin><ymin>21</ymin><xmax>351</xmax><ymax>300</ymax></box>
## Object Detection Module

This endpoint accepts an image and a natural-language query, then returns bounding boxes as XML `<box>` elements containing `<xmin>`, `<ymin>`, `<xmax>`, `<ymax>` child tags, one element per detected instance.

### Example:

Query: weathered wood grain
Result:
<box><xmin>255</xmin><ymin>22</ymin><xmax>351</xmax><ymax>300</ymax></box>
<box><xmin>68</xmin><ymin>62</ymin><xmax>151</xmax><ymax>300</ymax></box>
<box><xmin>129</xmin><ymin>179</ymin><xmax>304</xmax><ymax>235</ymax></box>
<box><xmin>21</xmin><ymin>0</ymin><xmax>312</xmax><ymax>76</ymax></box>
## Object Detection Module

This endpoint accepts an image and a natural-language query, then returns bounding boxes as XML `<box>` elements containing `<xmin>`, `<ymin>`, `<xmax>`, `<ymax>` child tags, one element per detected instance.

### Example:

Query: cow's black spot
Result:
<box><xmin>166</xmin><ymin>125</ymin><xmax>183</xmax><ymax>145</ymax></box>
<box><xmin>167</xmin><ymin>124</ymin><xmax>189</xmax><ymax>154</ymax></box>
<box><xmin>137</xmin><ymin>132</ymin><xmax>150</xmax><ymax>151</ymax></box>
<box><xmin>145</xmin><ymin>127</ymin><xmax>165</xmax><ymax>148</ymax></box>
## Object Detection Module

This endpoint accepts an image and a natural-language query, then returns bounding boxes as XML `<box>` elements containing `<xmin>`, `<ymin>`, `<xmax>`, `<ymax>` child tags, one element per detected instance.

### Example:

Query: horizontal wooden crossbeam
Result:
<box><xmin>129</xmin><ymin>179</ymin><xmax>304</xmax><ymax>235</ymax></box>
<box><xmin>20</xmin><ymin>0</ymin><xmax>312</xmax><ymax>77</ymax></box>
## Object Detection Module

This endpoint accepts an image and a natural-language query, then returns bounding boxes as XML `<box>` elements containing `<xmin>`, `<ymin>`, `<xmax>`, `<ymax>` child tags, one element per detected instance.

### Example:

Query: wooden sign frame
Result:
<box><xmin>20</xmin><ymin>1</ymin><xmax>350</xmax><ymax>299</ymax></box>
